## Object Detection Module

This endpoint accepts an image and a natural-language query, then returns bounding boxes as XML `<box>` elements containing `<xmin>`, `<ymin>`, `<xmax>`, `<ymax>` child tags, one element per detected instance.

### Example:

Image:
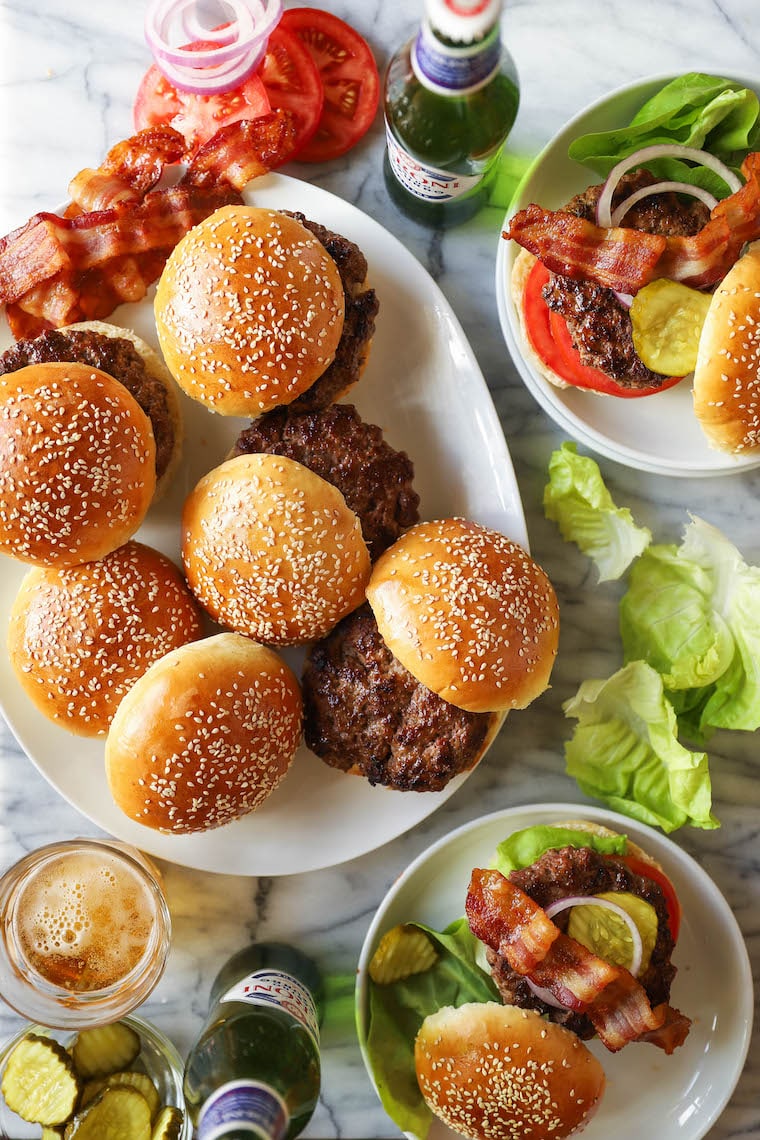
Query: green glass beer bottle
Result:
<box><xmin>383</xmin><ymin>0</ymin><xmax>520</xmax><ymax>227</ymax></box>
<box><xmin>183</xmin><ymin>943</ymin><xmax>323</xmax><ymax>1140</ymax></box>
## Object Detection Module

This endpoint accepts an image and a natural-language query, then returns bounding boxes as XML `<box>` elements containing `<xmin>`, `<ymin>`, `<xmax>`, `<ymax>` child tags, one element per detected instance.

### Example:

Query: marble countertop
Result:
<box><xmin>1</xmin><ymin>0</ymin><xmax>759</xmax><ymax>1136</ymax></box>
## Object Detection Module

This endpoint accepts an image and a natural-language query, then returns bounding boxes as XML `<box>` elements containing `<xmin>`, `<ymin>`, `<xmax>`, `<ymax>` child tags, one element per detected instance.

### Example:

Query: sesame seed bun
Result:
<box><xmin>105</xmin><ymin>632</ymin><xmax>303</xmax><ymax>834</ymax></box>
<box><xmin>365</xmin><ymin>518</ymin><xmax>559</xmax><ymax>714</ymax></box>
<box><xmin>7</xmin><ymin>541</ymin><xmax>204</xmax><ymax>737</ymax></box>
<box><xmin>154</xmin><ymin>205</ymin><xmax>345</xmax><ymax>417</ymax></box>
<box><xmin>415</xmin><ymin>1002</ymin><xmax>605</xmax><ymax>1140</ymax></box>
<box><xmin>0</xmin><ymin>361</ymin><xmax>156</xmax><ymax>568</ymax></box>
<box><xmin>63</xmin><ymin>320</ymin><xmax>183</xmax><ymax>496</ymax></box>
<box><xmin>693</xmin><ymin>241</ymin><xmax>760</xmax><ymax>453</ymax></box>
<box><xmin>181</xmin><ymin>453</ymin><xmax>371</xmax><ymax>646</ymax></box>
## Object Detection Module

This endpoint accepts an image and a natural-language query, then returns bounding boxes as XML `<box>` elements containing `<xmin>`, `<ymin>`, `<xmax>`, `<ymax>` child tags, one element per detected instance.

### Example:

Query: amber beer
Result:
<box><xmin>0</xmin><ymin>839</ymin><xmax>171</xmax><ymax>1028</ymax></box>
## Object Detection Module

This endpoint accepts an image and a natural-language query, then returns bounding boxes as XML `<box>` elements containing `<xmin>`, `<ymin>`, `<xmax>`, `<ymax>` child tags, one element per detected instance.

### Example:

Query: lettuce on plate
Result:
<box><xmin>544</xmin><ymin>442</ymin><xmax>651</xmax><ymax>581</ymax></box>
<box><xmin>568</xmin><ymin>72</ymin><xmax>760</xmax><ymax>197</ymax></box>
<box><xmin>563</xmin><ymin>661</ymin><xmax>718</xmax><ymax>833</ymax></box>
<box><xmin>491</xmin><ymin>823</ymin><xmax>626</xmax><ymax>876</ymax></box>
<box><xmin>620</xmin><ymin>515</ymin><xmax>760</xmax><ymax>734</ymax></box>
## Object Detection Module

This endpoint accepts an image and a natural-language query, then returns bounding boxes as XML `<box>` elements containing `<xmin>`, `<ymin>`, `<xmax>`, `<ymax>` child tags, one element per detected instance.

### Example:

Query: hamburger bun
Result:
<box><xmin>415</xmin><ymin>1002</ymin><xmax>605</xmax><ymax>1140</ymax></box>
<box><xmin>511</xmin><ymin>249</ymin><xmax>570</xmax><ymax>391</ymax></box>
<box><xmin>105</xmin><ymin>632</ymin><xmax>302</xmax><ymax>834</ymax></box>
<box><xmin>7</xmin><ymin>541</ymin><xmax>204</xmax><ymax>736</ymax></box>
<box><xmin>693</xmin><ymin>241</ymin><xmax>760</xmax><ymax>453</ymax></box>
<box><xmin>0</xmin><ymin>361</ymin><xmax>156</xmax><ymax>567</ymax></box>
<box><xmin>154</xmin><ymin>205</ymin><xmax>345</xmax><ymax>417</ymax></box>
<box><xmin>64</xmin><ymin>320</ymin><xmax>183</xmax><ymax>494</ymax></box>
<box><xmin>551</xmin><ymin>818</ymin><xmax>666</xmax><ymax>875</ymax></box>
<box><xmin>182</xmin><ymin>453</ymin><xmax>371</xmax><ymax>646</ymax></box>
<box><xmin>365</xmin><ymin>518</ymin><xmax>559</xmax><ymax>713</ymax></box>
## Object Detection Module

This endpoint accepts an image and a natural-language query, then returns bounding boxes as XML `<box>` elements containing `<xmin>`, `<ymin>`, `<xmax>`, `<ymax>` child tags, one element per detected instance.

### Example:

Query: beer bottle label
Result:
<box><xmin>412</xmin><ymin>22</ymin><xmax>501</xmax><ymax>95</ymax></box>
<box><xmin>385</xmin><ymin>125</ymin><xmax>483</xmax><ymax>202</ymax></box>
<box><xmin>220</xmin><ymin>968</ymin><xmax>320</xmax><ymax>1047</ymax></box>
<box><xmin>198</xmin><ymin>1079</ymin><xmax>288</xmax><ymax>1140</ymax></box>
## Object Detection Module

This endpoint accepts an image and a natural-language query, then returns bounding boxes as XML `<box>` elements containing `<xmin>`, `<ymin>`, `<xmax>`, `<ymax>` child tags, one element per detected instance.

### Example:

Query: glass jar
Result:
<box><xmin>0</xmin><ymin>839</ymin><xmax>171</xmax><ymax>1028</ymax></box>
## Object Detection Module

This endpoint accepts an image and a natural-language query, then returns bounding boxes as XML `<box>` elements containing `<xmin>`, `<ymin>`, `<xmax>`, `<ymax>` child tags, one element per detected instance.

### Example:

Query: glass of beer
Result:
<box><xmin>0</xmin><ymin>838</ymin><xmax>171</xmax><ymax>1028</ymax></box>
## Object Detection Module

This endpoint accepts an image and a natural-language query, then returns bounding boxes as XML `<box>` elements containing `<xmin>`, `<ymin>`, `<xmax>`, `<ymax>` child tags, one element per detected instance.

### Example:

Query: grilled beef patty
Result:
<box><xmin>487</xmin><ymin>844</ymin><xmax>677</xmax><ymax>1039</ymax></box>
<box><xmin>542</xmin><ymin>170</ymin><xmax>710</xmax><ymax>389</ymax></box>
<box><xmin>233</xmin><ymin>403</ymin><xmax>419</xmax><ymax>560</ymax></box>
<box><xmin>0</xmin><ymin>328</ymin><xmax>175</xmax><ymax>479</ymax></box>
<box><xmin>303</xmin><ymin>603</ymin><xmax>495</xmax><ymax>792</ymax></box>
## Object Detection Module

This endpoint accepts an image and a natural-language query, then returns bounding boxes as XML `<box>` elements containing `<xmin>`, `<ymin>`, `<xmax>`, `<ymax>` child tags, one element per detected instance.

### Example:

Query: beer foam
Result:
<box><xmin>13</xmin><ymin>848</ymin><xmax>156</xmax><ymax>992</ymax></box>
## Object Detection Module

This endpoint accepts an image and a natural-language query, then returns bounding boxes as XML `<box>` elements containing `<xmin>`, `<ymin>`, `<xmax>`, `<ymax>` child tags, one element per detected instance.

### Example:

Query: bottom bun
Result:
<box><xmin>511</xmin><ymin>249</ymin><xmax>570</xmax><ymax>392</ymax></box>
<box><xmin>551</xmin><ymin>818</ymin><xmax>663</xmax><ymax>874</ymax></box>
<box><xmin>415</xmin><ymin>1002</ymin><xmax>605</xmax><ymax>1140</ymax></box>
<box><xmin>105</xmin><ymin>633</ymin><xmax>302</xmax><ymax>834</ymax></box>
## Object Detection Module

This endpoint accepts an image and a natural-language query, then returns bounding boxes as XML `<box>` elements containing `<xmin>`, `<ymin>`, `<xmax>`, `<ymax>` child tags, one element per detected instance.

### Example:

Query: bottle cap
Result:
<box><xmin>424</xmin><ymin>0</ymin><xmax>502</xmax><ymax>43</ymax></box>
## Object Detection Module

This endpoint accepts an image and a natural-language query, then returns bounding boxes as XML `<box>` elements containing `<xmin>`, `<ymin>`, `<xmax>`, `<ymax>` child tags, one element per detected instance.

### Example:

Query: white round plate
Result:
<box><xmin>496</xmin><ymin>72</ymin><xmax>760</xmax><ymax>477</ymax></box>
<box><xmin>0</xmin><ymin>173</ymin><xmax>527</xmax><ymax>876</ymax></box>
<box><xmin>356</xmin><ymin>802</ymin><xmax>753</xmax><ymax>1140</ymax></box>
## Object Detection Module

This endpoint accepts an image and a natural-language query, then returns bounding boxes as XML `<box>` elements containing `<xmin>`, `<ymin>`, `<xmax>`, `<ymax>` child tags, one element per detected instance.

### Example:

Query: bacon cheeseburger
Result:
<box><xmin>365</xmin><ymin>821</ymin><xmax>689</xmax><ymax>1140</ymax></box>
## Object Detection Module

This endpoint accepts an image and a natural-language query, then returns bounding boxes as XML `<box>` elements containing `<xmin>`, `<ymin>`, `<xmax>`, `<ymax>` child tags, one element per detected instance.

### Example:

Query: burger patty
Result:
<box><xmin>283</xmin><ymin>212</ymin><xmax>379</xmax><ymax>412</ymax></box>
<box><xmin>542</xmin><ymin>170</ymin><xmax>710</xmax><ymax>389</ymax></box>
<box><xmin>486</xmin><ymin>844</ymin><xmax>677</xmax><ymax>1039</ymax></box>
<box><xmin>232</xmin><ymin>403</ymin><xmax>419</xmax><ymax>560</ymax></box>
<box><xmin>303</xmin><ymin>603</ymin><xmax>494</xmax><ymax>792</ymax></box>
<box><xmin>0</xmin><ymin>329</ymin><xmax>174</xmax><ymax>479</ymax></box>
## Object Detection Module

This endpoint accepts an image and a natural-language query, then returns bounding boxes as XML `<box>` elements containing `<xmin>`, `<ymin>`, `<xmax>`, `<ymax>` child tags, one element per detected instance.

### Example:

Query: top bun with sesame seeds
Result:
<box><xmin>0</xmin><ymin>361</ymin><xmax>156</xmax><ymax>568</ymax></box>
<box><xmin>365</xmin><ymin>518</ymin><xmax>559</xmax><ymax>714</ymax></box>
<box><xmin>153</xmin><ymin>205</ymin><xmax>346</xmax><ymax>418</ymax></box>
<box><xmin>693</xmin><ymin>240</ymin><xmax>760</xmax><ymax>453</ymax></box>
<box><xmin>414</xmin><ymin>1002</ymin><xmax>605</xmax><ymax>1140</ymax></box>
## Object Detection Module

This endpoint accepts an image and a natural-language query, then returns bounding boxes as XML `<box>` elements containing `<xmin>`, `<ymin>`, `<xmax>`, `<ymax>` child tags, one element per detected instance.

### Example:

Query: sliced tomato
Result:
<box><xmin>134</xmin><ymin>59</ymin><xmax>272</xmax><ymax>156</ymax></box>
<box><xmin>257</xmin><ymin>25</ymin><xmax>324</xmax><ymax>158</ymax></box>
<box><xmin>522</xmin><ymin>258</ymin><xmax>685</xmax><ymax>398</ymax></box>
<box><xmin>280</xmin><ymin>8</ymin><xmax>379</xmax><ymax>162</ymax></box>
<box><xmin>618</xmin><ymin>854</ymin><xmax>682</xmax><ymax>943</ymax></box>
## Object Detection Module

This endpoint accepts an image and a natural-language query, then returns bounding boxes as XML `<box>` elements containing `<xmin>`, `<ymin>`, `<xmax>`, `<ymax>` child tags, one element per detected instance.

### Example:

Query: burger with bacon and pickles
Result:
<box><xmin>506</xmin><ymin>143</ymin><xmax>760</xmax><ymax>398</ymax></box>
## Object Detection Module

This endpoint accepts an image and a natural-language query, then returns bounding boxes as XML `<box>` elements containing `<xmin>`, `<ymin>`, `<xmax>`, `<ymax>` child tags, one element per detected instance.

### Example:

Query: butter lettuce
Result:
<box><xmin>568</xmin><ymin>72</ymin><xmax>760</xmax><ymax>197</ymax></box>
<box><xmin>491</xmin><ymin>824</ymin><xmax>626</xmax><ymax>876</ymax></box>
<box><xmin>563</xmin><ymin>661</ymin><xmax>718</xmax><ymax>833</ymax></box>
<box><xmin>620</xmin><ymin>516</ymin><xmax>760</xmax><ymax>733</ymax></box>
<box><xmin>544</xmin><ymin>442</ymin><xmax>651</xmax><ymax>581</ymax></box>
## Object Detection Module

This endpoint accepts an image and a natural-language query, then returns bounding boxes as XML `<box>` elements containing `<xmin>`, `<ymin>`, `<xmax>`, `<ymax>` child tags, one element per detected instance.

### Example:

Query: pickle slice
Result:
<box><xmin>369</xmin><ymin>924</ymin><xmax>438</xmax><ymax>984</ymax></box>
<box><xmin>63</xmin><ymin>1086</ymin><xmax>152</xmax><ymax>1139</ymax></box>
<box><xmin>81</xmin><ymin>1071</ymin><xmax>160</xmax><ymax>1119</ymax></box>
<box><xmin>152</xmin><ymin>1104</ymin><xmax>184</xmax><ymax>1140</ymax></box>
<box><xmin>630</xmin><ymin>278</ymin><xmax>711</xmax><ymax>375</ymax></box>
<box><xmin>1</xmin><ymin>1034</ymin><xmax>80</xmax><ymax>1125</ymax></box>
<box><xmin>71</xmin><ymin>1022</ymin><xmax>141</xmax><ymax>1079</ymax></box>
<box><xmin>567</xmin><ymin>891</ymin><xmax>658</xmax><ymax>973</ymax></box>
<box><xmin>41</xmin><ymin>1129</ymin><xmax>65</xmax><ymax>1139</ymax></box>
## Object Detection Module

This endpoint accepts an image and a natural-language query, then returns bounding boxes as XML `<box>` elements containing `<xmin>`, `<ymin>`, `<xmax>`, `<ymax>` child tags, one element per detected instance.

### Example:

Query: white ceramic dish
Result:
<box><xmin>356</xmin><ymin>802</ymin><xmax>753</xmax><ymax>1140</ymax></box>
<box><xmin>496</xmin><ymin>72</ymin><xmax>760</xmax><ymax>478</ymax></box>
<box><xmin>0</xmin><ymin>172</ymin><xmax>527</xmax><ymax>876</ymax></box>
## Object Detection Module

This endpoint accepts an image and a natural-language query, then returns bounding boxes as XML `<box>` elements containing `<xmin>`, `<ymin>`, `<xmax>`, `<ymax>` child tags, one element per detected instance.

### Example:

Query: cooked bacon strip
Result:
<box><xmin>466</xmin><ymin>868</ymin><xmax>690</xmax><ymax>1054</ymax></box>
<box><xmin>67</xmin><ymin>126</ymin><xmax>187</xmax><ymax>213</ymax></box>
<box><xmin>466</xmin><ymin>868</ymin><xmax>559</xmax><ymax>974</ymax></box>
<box><xmin>183</xmin><ymin>110</ymin><xmax>297</xmax><ymax>190</ymax></box>
<box><xmin>505</xmin><ymin>150</ymin><xmax>760</xmax><ymax>292</ymax></box>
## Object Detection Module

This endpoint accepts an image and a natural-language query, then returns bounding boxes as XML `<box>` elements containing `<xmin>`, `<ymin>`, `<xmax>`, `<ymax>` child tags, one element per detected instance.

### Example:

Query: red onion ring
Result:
<box><xmin>596</xmin><ymin>143</ymin><xmax>742</xmax><ymax>230</ymax></box>
<box><xmin>145</xmin><ymin>0</ymin><xmax>282</xmax><ymax>94</ymax></box>
<box><xmin>525</xmin><ymin>894</ymin><xmax>644</xmax><ymax>1011</ymax></box>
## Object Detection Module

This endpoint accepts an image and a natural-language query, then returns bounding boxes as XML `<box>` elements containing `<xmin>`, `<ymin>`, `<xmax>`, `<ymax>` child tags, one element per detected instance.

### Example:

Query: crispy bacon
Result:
<box><xmin>505</xmin><ymin>150</ymin><xmax>760</xmax><ymax>293</ymax></box>
<box><xmin>184</xmin><ymin>111</ymin><xmax>298</xmax><ymax>190</ymax></box>
<box><xmin>66</xmin><ymin>125</ymin><xmax>187</xmax><ymax>214</ymax></box>
<box><xmin>466</xmin><ymin>868</ymin><xmax>691</xmax><ymax>1054</ymax></box>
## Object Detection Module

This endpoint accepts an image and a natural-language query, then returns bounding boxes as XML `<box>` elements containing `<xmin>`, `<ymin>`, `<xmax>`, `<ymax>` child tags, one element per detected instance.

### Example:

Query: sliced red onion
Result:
<box><xmin>145</xmin><ymin>0</ymin><xmax>282</xmax><ymax>94</ymax></box>
<box><xmin>546</xmin><ymin>896</ymin><xmax>643</xmax><ymax>978</ymax></box>
<box><xmin>526</xmin><ymin>979</ymin><xmax>568</xmax><ymax>1010</ymax></box>
<box><xmin>596</xmin><ymin>143</ymin><xmax>742</xmax><ymax>229</ymax></box>
<box><xmin>611</xmin><ymin>180</ymin><xmax>719</xmax><ymax>226</ymax></box>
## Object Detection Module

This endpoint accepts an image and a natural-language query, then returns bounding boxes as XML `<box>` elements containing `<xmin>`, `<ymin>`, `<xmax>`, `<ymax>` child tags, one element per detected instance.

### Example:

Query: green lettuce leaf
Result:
<box><xmin>567</xmin><ymin>72</ymin><xmax>760</xmax><ymax>194</ymax></box>
<box><xmin>563</xmin><ymin>661</ymin><xmax>719</xmax><ymax>832</ymax></box>
<box><xmin>365</xmin><ymin>918</ymin><xmax>498</xmax><ymax>1139</ymax></box>
<box><xmin>491</xmin><ymin>824</ymin><xmax>627</xmax><ymax>876</ymax></box>
<box><xmin>621</xmin><ymin>515</ymin><xmax>760</xmax><ymax>731</ymax></box>
<box><xmin>544</xmin><ymin>442</ymin><xmax>651</xmax><ymax>581</ymax></box>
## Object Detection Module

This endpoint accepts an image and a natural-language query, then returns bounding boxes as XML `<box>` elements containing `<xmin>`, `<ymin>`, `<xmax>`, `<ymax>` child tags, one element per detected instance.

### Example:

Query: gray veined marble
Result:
<box><xmin>1</xmin><ymin>0</ymin><xmax>759</xmax><ymax>1136</ymax></box>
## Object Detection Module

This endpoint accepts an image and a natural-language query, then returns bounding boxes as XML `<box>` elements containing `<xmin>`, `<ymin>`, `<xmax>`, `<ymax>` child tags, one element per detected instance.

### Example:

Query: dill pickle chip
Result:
<box><xmin>630</xmin><ymin>278</ymin><xmax>712</xmax><ymax>375</ymax></box>
<box><xmin>41</xmin><ymin>1129</ymin><xmax>65</xmax><ymax>1139</ymax></box>
<box><xmin>152</xmin><ymin>1104</ymin><xmax>184</xmax><ymax>1140</ymax></box>
<box><xmin>81</xmin><ymin>1071</ymin><xmax>160</xmax><ymax>1119</ymax></box>
<box><xmin>369</xmin><ymin>924</ymin><xmax>438</xmax><ymax>984</ymax></box>
<box><xmin>1</xmin><ymin>1034</ymin><xmax>80</xmax><ymax>1125</ymax></box>
<box><xmin>71</xmin><ymin>1022</ymin><xmax>141</xmax><ymax>1079</ymax></box>
<box><xmin>63</xmin><ymin>1086</ymin><xmax>152</xmax><ymax>1139</ymax></box>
